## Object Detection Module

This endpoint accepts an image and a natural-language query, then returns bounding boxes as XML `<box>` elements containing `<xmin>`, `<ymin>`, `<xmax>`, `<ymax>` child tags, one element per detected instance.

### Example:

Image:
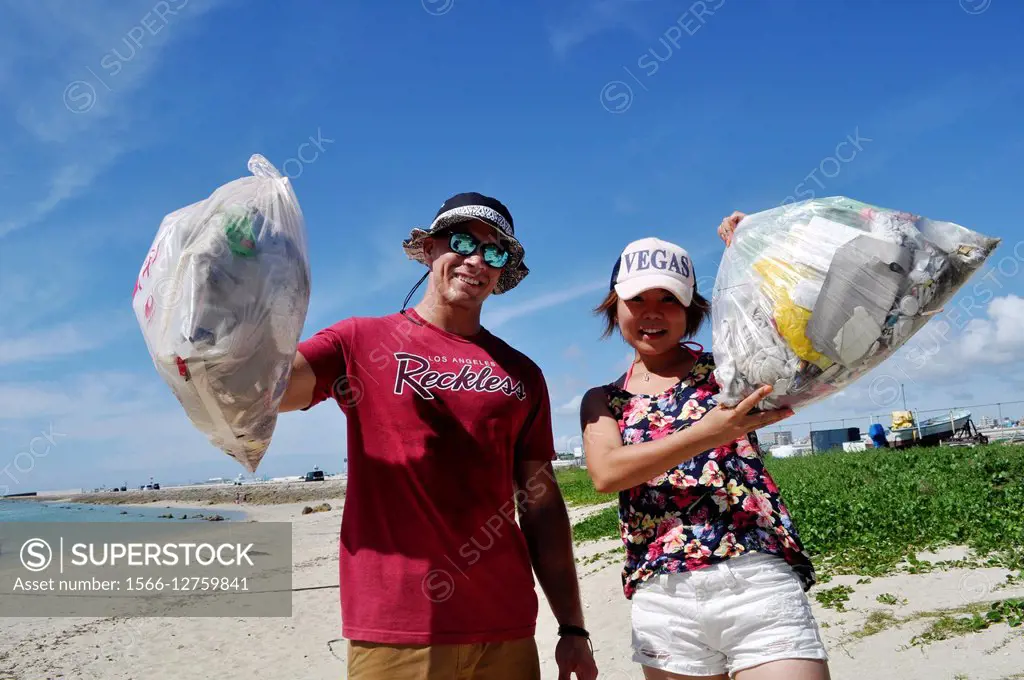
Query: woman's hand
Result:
<box><xmin>691</xmin><ymin>385</ymin><xmax>793</xmax><ymax>449</ymax></box>
<box><xmin>718</xmin><ymin>211</ymin><xmax>746</xmax><ymax>247</ymax></box>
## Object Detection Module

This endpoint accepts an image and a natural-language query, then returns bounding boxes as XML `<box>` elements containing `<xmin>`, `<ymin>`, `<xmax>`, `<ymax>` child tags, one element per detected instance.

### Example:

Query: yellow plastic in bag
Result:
<box><xmin>753</xmin><ymin>258</ymin><xmax>812</xmax><ymax>303</ymax></box>
<box><xmin>752</xmin><ymin>258</ymin><xmax>833</xmax><ymax>370</ymax></box>
<box><xmin>774</xmin><ymin>297</ymin><xmax>833</xmax><ymax>369</ymax></box>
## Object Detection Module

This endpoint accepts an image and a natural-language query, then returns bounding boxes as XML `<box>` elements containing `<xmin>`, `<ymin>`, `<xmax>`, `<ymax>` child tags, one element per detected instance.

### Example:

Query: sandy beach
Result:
<box><xmin>2</xmin><ymin>492</ymin><xmax>1023</xmax><ymax>680</ymax></box>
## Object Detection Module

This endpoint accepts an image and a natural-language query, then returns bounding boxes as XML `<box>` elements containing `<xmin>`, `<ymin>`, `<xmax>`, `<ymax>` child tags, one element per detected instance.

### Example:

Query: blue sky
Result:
<box><xmin>2</xmin><ymin>0</ymin><xmax>1023</xmax><ymax>491</ymax></box>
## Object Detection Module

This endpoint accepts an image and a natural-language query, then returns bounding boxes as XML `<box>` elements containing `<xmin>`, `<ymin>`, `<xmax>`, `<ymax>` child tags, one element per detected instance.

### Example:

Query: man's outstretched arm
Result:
<box><xmin>280</xmin><ymin>321</ymin><xmax>352</xmax><ymax>413</ymax></box>
<box><xmin>278</xmin><ymin>350</ymin><xmax>317</xmax><ymax>412</ymax></box>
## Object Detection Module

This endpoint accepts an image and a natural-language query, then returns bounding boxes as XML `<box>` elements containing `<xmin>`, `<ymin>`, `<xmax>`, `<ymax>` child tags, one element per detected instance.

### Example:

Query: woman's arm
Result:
<box><xmin>580</xmin><ymin>385</ymin><xmax>792</xmax><ymax>494</ymax></box>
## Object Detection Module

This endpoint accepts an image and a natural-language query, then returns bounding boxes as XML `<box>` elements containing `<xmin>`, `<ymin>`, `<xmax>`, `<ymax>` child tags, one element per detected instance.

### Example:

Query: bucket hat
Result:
<box><xmin>402</xmin><ymin>192</ymin><xmax>529</xmax><ymax>294</ymax></box>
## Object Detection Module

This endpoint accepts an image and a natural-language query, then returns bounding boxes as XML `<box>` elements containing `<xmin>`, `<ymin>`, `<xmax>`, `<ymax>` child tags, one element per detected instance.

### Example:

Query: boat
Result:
<box><xmin>888</xmin><ymin>409</ymin><xmax>972</xmax><ymax>448</ymax></box>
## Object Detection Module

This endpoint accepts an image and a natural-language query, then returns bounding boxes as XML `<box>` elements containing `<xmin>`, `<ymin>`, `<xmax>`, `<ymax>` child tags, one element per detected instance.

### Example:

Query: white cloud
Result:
<box><xmin>556</xmin><ymin>394</ymin><xmax>584</xmax><ymax>415</ymax></box>
<box><xmin>0</xmin><ymin>372</ymin><xmax>160</xmax><ymax>422</ymax></box>
<box><xmin>545</xmin><ymin>0</ymin><xmax>652</xmax><ymax>58</ymax></box>
<box><xmin>885</xmin><ymin>295</ymin><xmax>1024</xmax><ymax>385</ymax></box>
<box><xmin>554</xmin><ymin>433</ymin><xmax>584</xmax><ymax>452</ymax></box>
<box><xmin>0</xmin><ymin>0</ymin><xmax>230</xmax><ymax>238</ymax></box>
<box><xmin>0</xmin><ymin>149</ymin><xmax>125</xmax><ymax>238</ymax></box>
<box><xmin>563</xmin><ymin>344</ymin><xmax>583</xmax><ymax>360</ymax></box>
<box><xmin>0</xmin><ymin>316</ymin><xmax>130</xmax><ymax>366</ymax></box>
<box><xmin>957</xmin><ymin>295</ymin><xmax>1024</xmax><ymax>364</ymax></box>
<box><xmin>482</xmin><ymin>280</ymin><xmax>606</xmax><ymax>329</ymax></box>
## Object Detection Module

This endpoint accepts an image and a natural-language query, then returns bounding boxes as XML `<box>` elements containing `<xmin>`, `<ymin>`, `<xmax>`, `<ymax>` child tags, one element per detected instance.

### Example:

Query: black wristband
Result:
<box><xmin>558</xmin><ymin>624</ymin><xmax>594</xmax><ymax>653</ymax></box>
<box><xmin>557</xmin><ymin>624</ymin><xmax>590</xmax><ymax>638</ymax></box>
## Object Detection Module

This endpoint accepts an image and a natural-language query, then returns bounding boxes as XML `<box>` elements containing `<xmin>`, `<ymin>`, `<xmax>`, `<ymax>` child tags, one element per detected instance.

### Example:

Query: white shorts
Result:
<box><xmin>630</xmin><ymin>551</ymin><xmax>829</xmax><ymax>677</ymax></box>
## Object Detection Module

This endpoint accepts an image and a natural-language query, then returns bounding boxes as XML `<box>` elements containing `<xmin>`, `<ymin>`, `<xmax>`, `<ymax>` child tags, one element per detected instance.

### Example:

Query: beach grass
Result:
<box><xmin>570</xmin><ymin>506</ymin><xmax>620</xmax><ymax>543</ymax></box>
<box><xmin>558</xmin><ymin>443</ymin><xmax>1024</xmax><ymax>576</ymax></box>
<box><xmin>554</xmin><ymin>467</ymin><xmax>617</xmax><ymax>506</ymax></box>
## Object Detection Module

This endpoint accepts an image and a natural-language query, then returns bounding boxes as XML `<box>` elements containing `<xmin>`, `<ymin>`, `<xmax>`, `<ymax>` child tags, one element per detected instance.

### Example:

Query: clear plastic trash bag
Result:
<box><xmin>131</xmin><ymin>154</ymin><xmax>311</xmax><ymax>472</ymax></box>
<box><xmin>710</xmin><ymin>197</ymin><xmax>1000</xmax><ymax>412</ymax></box>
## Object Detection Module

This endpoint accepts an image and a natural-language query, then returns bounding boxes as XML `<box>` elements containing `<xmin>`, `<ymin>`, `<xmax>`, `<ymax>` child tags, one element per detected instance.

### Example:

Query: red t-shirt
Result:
<box><xmin>296</xmin><ymin>308</ymin><xmax>557</xmax><ymax>645</ymax></box>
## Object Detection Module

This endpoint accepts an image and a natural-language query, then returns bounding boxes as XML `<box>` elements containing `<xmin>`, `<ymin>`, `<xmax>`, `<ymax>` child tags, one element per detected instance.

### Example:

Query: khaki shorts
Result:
<box><xmin>347</xmin><ymin>637</ymin><xmax>541</xmax><ymax>680</ymax></box>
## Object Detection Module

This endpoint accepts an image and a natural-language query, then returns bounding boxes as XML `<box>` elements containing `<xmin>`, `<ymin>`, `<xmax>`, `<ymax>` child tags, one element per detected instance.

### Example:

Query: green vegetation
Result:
<box><xmin>908</xmin><ymin>599</ymin><xmax>1024</xmax><ymax>647</ymax></box>
<box><xmin>854</xmin><ymin>610</ymin><xmax>898</xmax><ymax>638</ymax></box>
<box><xmin>571</xmin><ymin>506</ymin><xmax>619</xmax><ymax>543</ymax></box>
<box><xmin>555</xmin><ymin>467</ymin><xmax>617</xmax><ymax>506</ymax></box>
<box><xmin>766</xmin><ymin>444</ymin><xmax>1024</xmax><ymax>574</ymax></box>
<box><xmin>847</xmin><ymin>599</ymin><xmax>1024</xmax><ymax>647</ymax></box>
<box><xmin>998</xmin><ymin>571</ymin><xmax>1024</xmax><ymax>591</ymax></box>
<box><xmin>876</xmin><ymin>593</ymin><xmax>906</xmax><ymax>606</ymax></box>
<box><xmin>557</xmin><ymin>444</ymin><xmax>1024</xmax><ymax>578</ymax></box>
<box><xmin>815</xmin><ymin>585</ymin><xmax>855</xmax><ymax>612</ymax></box>
<box><xmin>579</xmin><ymin>549</ymin><xmax>620</xmax><ymax>567</ymax></box>
<box><xmin>554</xmin><ymin>466</ymin><xmax>618</xmax><ymax>546</ymax></box>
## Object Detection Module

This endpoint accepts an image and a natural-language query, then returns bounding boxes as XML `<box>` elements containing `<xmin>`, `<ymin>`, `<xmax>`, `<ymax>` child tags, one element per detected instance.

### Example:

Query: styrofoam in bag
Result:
<box><xmin>131</xmin><ymin>154</ymin><xmax>312</xmax><ymax>472</ymax></box>
<box><xmin>711</xmin><ymin>196</ymin><xmax>1000</xmax><ymax>412</ymax></box>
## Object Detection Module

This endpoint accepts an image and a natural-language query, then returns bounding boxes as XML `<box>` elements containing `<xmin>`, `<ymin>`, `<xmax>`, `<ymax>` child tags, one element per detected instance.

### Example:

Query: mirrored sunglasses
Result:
<box><xmin>448</xmin><ymin>231</ymin><xmax>510</xmax><ymax>268</ymax></box>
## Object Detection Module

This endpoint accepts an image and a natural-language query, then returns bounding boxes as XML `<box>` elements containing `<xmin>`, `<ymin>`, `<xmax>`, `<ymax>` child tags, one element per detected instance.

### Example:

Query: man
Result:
<box><xmin>280</xmin><ymin>192</ymin><xmax>599</xmax><ymax>679</ymax></box>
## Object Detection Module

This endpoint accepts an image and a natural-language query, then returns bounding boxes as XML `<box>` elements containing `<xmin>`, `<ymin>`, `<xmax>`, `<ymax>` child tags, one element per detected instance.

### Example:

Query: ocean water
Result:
<box><xmin>0</xmin><ymin>500</ymin><xmax>247</xmax><ymax>523</ymax></box>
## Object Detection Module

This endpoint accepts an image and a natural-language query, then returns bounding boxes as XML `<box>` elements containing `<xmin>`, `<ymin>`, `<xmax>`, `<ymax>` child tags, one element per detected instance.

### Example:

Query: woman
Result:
<box><xmin>579</xmin><ymin>218</ymin><xmax>831</xmax><ymax>680</ymax></box>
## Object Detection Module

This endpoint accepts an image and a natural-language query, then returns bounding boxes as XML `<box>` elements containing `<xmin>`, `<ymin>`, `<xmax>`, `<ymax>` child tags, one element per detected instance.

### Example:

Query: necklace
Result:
<box><xmin>633</xmin><ymin>361</ymin><xmax>654</xmax><ymax>382</ymax></box>
<box><xmin>634</xmin><ymin>351</ymin><xmax>691</xmax><ymax>384</ymax></box>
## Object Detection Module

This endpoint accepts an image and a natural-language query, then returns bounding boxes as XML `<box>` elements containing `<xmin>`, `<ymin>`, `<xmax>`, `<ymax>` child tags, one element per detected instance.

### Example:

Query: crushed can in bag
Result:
<box><xmin>131</xmin><ymin>154</ymin><xmax>312</xmax><ymax>472</ymax></box>
<box><xmin>711</xmin><ymin>197</ymin><xmax>1000</xmax><ymax>412</ymax></box>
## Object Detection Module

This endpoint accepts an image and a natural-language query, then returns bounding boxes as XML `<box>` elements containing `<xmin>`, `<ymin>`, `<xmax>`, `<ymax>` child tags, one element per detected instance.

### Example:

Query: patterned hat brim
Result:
<box><xmin>402</xmin><ymin>209</ymin><xmax>528</xmax><ymax>294</ymax></box>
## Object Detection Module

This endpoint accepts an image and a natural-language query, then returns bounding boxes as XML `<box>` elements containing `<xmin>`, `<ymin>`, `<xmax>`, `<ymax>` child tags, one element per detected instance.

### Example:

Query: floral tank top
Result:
<box><xmin>604</xmin><ymin>351</ymin><xmax>816</xmax><ymax>599</ymax></box>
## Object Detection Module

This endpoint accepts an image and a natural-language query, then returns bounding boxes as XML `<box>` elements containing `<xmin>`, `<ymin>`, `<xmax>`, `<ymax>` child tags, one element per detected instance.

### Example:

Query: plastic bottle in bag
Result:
<box><xmin>131</xmin><ymin>154</ymin><xmax>311</xmax><ymax>472</ymax></box>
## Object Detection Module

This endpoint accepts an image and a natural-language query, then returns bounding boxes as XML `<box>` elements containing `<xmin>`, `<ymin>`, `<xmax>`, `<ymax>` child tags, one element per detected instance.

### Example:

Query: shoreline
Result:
<box><xmin>0</xmin><ymin>497</ymin><xmax>251</xmax><ymax>523</ymax></box>
<box><xmin>115</xmin><ymin>498</ymin><xmax>343</xmax><ymax>523</ymax></box>
<box><xmin>32</xmin><ymin>479</ymin><xmax>349</xmax><ymax>508</ymax></box>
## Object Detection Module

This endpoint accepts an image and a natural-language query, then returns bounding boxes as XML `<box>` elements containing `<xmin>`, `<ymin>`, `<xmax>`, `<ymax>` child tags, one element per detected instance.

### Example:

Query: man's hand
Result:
<box><xmin>555</xmin><ymin>635</ymin><xmax>598</xmax><ymax>680</ymax></box>
<box><xmin>718</xmin><ymin>210</ymin><xmax>746</xmax><ymax>247</ymax></box>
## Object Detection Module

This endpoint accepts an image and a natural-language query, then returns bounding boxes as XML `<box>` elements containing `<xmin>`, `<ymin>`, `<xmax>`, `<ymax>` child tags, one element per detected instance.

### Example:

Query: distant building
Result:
<box><xmin>980</xmin><ymin>415</ymin><xmax>994</xmax><ymax>428</ymax></box>
<box><xmin>810</xmin><ymin>427</ymin><xmax>860</xmax><ymax>453</ymax></box>
<box><xmin>765</xmin><ymin>431</ymin><xmax>793</xmax><ymax>446</ymax></box>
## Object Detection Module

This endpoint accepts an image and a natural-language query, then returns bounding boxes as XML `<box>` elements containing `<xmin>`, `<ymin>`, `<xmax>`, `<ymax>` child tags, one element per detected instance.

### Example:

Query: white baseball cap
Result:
<box><xmin>610</xmin><ymin>237</ymin><xmax>696</xmax><ymax>306</ymax></box>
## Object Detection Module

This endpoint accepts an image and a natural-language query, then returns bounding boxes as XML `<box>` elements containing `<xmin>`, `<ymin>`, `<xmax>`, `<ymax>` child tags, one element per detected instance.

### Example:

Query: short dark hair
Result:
<box><xmin>593</xmin><ymin>288</ymin><xmax>711</xmax><ymax>340</ymax></box>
